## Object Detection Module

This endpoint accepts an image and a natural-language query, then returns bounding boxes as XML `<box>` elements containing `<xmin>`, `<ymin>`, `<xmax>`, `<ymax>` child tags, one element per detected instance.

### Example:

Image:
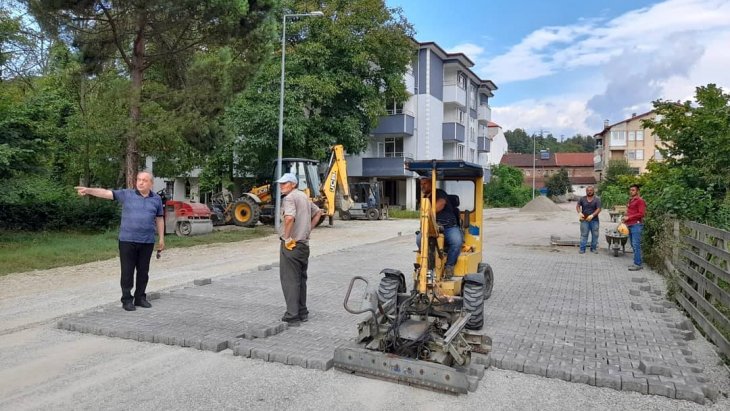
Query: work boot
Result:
<box><xmin>628</xmin><ymin>265</ymin><xmax>643</xmax><ymax>271</ymax></box>
<box><xmin>299</xmin><ymin>313</ymin><xmax>309</xmax><ymax>322</ymax></box>
<box><xmin>444</xmin><ymin>266</ymin><xmax>454</xmax><ymax>278</ymax></box>
<box><xmin>122</xmin><ymin>302</ymin><xmax>136</xmax><ymax>312</ymax></box>
<box><xmin>281</xmin><ymin>315</ymin><xmax>301</xmax><ymax>327</ymax></box>
<box><xmin>135</xmin><ymin>298</ymin><xmax>152</xmax><ymax>308</ymax></box>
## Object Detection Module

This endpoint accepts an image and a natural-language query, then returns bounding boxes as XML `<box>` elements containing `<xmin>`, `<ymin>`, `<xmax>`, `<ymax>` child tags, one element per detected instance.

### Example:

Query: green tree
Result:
<box><xmin>28</xmin><ymin>0</ymin><xmax>276</xmax><ymax>187</ymax></box>
<box><xmin>504</xmin><ymin>128</ymin><xmax>530</xmax><ymax>153</ymax></box>
<box><xmin>226</xmin><ymin>0</ymin><xmax>414</xmax><ymax>176</ymax></box>
<box><xmin>484</xmin><ymin>164</ymin><xmax>533</xmax><ymax>207</ymax></box>
<box><xmin>545</xmin><ymin>167</ymin><xmax>571</xmax><ymax>197</ymax></box>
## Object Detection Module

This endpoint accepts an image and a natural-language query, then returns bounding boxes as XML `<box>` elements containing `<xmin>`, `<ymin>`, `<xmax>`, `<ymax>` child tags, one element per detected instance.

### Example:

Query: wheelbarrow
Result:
<box><xmin>604</xmin><ymin>229</ymin><xmax>628</xmax><ymax>257</ymax></box>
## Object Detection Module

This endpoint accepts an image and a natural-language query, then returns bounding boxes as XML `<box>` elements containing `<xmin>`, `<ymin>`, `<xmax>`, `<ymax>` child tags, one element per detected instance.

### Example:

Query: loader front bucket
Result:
<box><xmin>333</xmin><ymin>345</ymin><xmax>485</xmax><ymax>394</ymax></box>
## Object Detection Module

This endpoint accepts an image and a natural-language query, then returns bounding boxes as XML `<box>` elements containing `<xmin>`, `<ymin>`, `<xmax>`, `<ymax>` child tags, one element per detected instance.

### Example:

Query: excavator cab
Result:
<box><xmin>335</xmin><ymin>160</ymin><xmax>494</xmax><ymax>394</ymax></box>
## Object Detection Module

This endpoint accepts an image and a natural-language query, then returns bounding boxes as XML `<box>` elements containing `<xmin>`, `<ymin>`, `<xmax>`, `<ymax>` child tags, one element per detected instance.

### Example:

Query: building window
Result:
<box><xmin>457</xmin><ymin>73</ymin><xmax>467</xmax><ymax>89</ymax></box>
<box><xmin>628</xmin><ymin>131</ymin><xmax>635</xmax><ymax>141</ymax></box>
<box><xmin>610</xmin><ymin>130</ymin><xmax>626</xmax><ymax>146</ymax></box>
<box><xmin>458</xmin><ymin>110</ymin><xmax>465</xmax><ymax>124</ymax></box>
<box><xmin>456</xmin><ymin>144</ymin><xmax>465</xmax><ymax>159</ymax></box>
<box><xmin>384</xmin><ymin>137</ymin><xmax>404</xmax><ymax>157</ymax></box>
<box><xmin>628</xmin><ymin>149</ymin><xmax>644</xmax><ymax>160</ymax></box>
<box><xmin>654</xmin><ymin>149</ymin><xmax>663</xmax><ymax>160</ymax></box>
<box><xmin>636</xmin><ymin>130</ymin><xmax>644</xmax><ymax>141</ymax></box>
<box><xmin>469</xmin><ymin>88</ymin><xmax>477</xmax><ymax>110</ymax></box>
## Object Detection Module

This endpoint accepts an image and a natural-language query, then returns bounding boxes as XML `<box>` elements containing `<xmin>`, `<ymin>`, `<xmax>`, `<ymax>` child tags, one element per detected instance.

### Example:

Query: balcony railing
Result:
<box><xmin>372</xmin><ymin>109</ymin><xmax>415</xmax><ymax>136</ymax></box>
<box><xmin>477</xmin><ymin>104</ymin><xmax>491</xmax><ymax>123</ymax></box>
<box><xmin>442</xmin><ymin>122</ymin><xmax>465</xmax><ymax>143</ymax></box>
<box><xmin>442</xmin><ymin>83</ymin><xmax>466</xmax><ymax>107</ymax></box>
<box><xmin>362</xmin><ymin>155</ymin><xmax>414</xmax><ymax>177</ymax></box>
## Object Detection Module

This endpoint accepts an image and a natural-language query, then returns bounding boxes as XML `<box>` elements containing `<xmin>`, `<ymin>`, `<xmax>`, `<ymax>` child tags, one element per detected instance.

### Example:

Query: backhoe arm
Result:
<box><xmin>321</xmin><ymin>145</ymin><xmax>354</xmax><ymax>216</ymax></box>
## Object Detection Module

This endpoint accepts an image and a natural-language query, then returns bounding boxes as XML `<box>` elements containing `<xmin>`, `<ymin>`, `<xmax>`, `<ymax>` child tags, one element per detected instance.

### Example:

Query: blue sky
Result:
<box><xmin>386</xmin><ymin>0</ymin><xmax>730</xmax><ymax>138</ymax></box>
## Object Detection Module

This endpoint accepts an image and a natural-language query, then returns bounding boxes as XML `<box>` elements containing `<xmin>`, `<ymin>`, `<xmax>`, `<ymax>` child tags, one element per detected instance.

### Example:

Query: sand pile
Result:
<box><xmin>520</xmin><ymin>195</ymin><xmax>563</xmax><ymax>213</ymax></box>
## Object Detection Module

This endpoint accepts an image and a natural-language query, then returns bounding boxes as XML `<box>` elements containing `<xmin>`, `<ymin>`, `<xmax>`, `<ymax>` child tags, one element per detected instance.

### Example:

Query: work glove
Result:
<box><xmin>586</xmin><ymin>214</ymin><xmax>593</xmax><ymax>221</ymax></box>
<box><xmin>578</xmin><ymin>213</ymin><xmax>585</xmax><ymax>221</ymax></box>
<box><xmin>285</xmin><ymin>238</ymin><xmax>297</xmax><ymax>250</ymax></box>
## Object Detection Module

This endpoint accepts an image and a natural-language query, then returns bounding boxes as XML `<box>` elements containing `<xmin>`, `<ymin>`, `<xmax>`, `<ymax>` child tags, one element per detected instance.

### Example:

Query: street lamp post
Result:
<box><xmin>275</xmin><ymin>11</ymin><xmax>324</xmax><ymax>233</ymax></box>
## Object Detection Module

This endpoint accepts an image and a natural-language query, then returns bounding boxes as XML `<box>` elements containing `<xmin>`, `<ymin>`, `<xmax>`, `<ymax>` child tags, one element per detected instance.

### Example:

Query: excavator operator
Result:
<box><xmin>416</xmin><ymin>174</ymin><xmax>462</xmax><ymax>277</ymax></box>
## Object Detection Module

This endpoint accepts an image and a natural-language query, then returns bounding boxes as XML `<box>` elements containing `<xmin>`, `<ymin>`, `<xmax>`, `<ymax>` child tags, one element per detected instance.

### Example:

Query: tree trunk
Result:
<box><xmin>125</xmin><ymin>12</ymin><xmax>147</xmax><ymax>188</ymax></box>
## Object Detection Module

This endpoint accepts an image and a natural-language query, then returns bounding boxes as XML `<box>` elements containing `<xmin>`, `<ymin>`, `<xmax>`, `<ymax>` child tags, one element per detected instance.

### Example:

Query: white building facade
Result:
<box><xmin>345</xmin><ymin>41</ymin><xmax>499</xmax><ymax>210</ymax></box>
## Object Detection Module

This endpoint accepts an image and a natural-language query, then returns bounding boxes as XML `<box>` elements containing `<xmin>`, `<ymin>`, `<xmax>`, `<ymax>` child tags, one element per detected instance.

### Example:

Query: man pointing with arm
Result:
<box><xmin>75</xmin><ymin>171</ymin><xmax>165</xmax><ymax>311</ymax></box>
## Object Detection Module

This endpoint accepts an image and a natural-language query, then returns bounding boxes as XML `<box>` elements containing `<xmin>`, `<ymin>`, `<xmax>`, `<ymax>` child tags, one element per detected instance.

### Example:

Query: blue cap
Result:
<box><xmin>276</xmin><ymin>173</ymin><xmax>298</xmax><ymax>184</ymax></box>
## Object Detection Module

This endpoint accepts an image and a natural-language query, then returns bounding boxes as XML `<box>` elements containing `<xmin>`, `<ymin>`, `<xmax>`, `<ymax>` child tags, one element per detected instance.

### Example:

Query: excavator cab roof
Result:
<box><xmin>406</xmin><ymin>160</ymin><xmax>483</xmax><ymax>180</ymax></box>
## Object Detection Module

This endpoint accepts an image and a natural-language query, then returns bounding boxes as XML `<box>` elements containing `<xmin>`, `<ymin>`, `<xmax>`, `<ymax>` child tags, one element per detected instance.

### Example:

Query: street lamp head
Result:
<box><xmin>309</xmin><ymin>11</ymin><xmax>324</xmax><ymax>17</ymax></box>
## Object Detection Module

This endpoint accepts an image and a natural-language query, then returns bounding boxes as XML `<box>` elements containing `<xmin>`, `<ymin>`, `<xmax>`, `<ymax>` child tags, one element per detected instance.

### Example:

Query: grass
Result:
<box><xmin>0</xmin><ymin>226</ymin><xmax>274</xmax><ymax>276</ymax></box>
<box><xmin>388</xmin><ymin>209</ymin><xmax>419</xmax><ymax>219</ymax></box>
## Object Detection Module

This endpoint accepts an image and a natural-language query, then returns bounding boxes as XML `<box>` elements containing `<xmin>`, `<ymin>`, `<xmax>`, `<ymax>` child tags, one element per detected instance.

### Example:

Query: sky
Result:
<box><xmin>385</xmin><ymin>0</ymin><xmax>730</xmax><ymax>139</ymax></box>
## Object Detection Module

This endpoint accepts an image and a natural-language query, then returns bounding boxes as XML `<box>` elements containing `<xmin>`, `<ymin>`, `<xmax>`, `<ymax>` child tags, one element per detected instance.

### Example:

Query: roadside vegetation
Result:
<box><xmin>0</xmin><ymin>226</ymin><xmax>274</xmax><ymax>276</ymax></box>
<box><xmin>483</xmin><ymin>164</ymin><xmax>534</xmax><ymax>208</ymax></box>
<box><xmin>388</xmin><ymin>208</ymin><xmax>419</xmax><ymax>219</ymax></box>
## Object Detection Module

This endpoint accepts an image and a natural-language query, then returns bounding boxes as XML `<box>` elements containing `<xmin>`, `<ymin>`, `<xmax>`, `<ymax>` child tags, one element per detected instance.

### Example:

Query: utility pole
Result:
<box><xmin>532</xmin><ymin>128</ymin><xmax>549</xmax><ymax>199</ymax></box>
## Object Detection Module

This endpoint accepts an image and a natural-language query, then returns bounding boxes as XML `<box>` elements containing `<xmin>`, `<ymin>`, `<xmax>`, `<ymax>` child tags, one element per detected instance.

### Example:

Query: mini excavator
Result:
<box><xmin>335</xmin><ymin>160</ymin><xmax>495</xmax><ymax>393</ymax></box>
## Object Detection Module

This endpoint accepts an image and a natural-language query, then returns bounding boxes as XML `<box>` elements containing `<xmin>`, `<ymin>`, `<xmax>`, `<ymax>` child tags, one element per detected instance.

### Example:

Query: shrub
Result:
<box><xmin>484</xmin><ymin>164</ymin><xmax>534</xmax><ymax>207</ymax></box>
<box><xmin>0</xmin><ymin>176</ymin><xmax>120</xmax><ymax>231</ymax></box>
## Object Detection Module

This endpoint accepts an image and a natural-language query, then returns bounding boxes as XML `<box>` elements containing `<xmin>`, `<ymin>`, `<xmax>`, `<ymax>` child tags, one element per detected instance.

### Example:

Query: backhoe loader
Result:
<box><xmin>222</xmin><ymin>145</ymin><xmax>354</xmax><ymax>227</ymax></box>
<box><xmin>335</xmin><ymin>160</ymin><xmax>495</xmax><ymax>393</ymax></box>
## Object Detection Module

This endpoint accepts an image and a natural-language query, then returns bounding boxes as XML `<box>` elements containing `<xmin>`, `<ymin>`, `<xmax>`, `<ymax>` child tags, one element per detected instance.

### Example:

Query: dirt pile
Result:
<box><xmin>520</xmin><ymin>196</ymin><xmax>563</xmax><ymax>213</ymax></box>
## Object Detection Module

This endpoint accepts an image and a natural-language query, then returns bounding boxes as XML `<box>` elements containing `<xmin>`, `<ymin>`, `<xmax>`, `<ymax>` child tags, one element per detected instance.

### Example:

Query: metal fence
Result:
<box><xmin>669</xmin><ymin>221</ymin><xmax>730</xmax><ymax>357</ymax></box>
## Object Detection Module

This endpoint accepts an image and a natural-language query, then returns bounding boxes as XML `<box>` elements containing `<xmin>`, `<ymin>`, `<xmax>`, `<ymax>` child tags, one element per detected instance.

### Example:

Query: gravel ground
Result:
<box><xmin>0</xmin><ymin>205</ymin><xmax>728</xmax><ymax>410</ymax></box>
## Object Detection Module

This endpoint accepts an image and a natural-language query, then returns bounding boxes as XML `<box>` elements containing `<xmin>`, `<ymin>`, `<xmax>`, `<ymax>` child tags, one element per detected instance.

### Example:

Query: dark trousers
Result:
<box><xmin>119</xmin><ymin>241</ymin><xmax>155</xmax><ymax>304</ymax></box>
<box><xmin>279</xmin><ymin>241</ymin><xmax>310</xmax><ymax>320</ymax></box>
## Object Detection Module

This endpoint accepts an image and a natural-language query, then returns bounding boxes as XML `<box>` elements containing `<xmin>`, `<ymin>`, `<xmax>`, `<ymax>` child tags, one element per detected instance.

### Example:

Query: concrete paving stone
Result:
<box><xmin>201</xmin><ymin>338</ymin><xmax>228</xmax><ymax>352</ymax></box>
<box><xmin>500</xmin><ymin>355</ymin><xmax>525</xmax><ymax>372</ymax></box>
<box><xmin>648</xmin><ymin>380</ymin><xmax>676</xmax><ymax>399</ymax></box>
<box><xmin>570</xmin><ymin>367</ymin><xmax>596</xmax><ymax>385</ymax></box>
<box><xmin>631</xmin><ymin>277</ymin><xmax>648</xmax><ymax>283</ymax></box>
<box><xmin>629</xmin><ymin>289</ymin><xmax>641</xmax><ymax>296</ymax></box>
<box><xmin>653</xmin><ymin>289</ymin><xmax>662</xmax><ymax>295</ymax></box>
<box><xmin>546</xmin><ymin>363</ymin><xmax>572</xmax><ymax>381</ymax></box>
<box><xmin>523</xmin><ymin>359</ymin><xmax>549</xmax><ymax>377</ymax></box>
<box><xmin>306</xmin><ymin>357</ymin><xmax>333</xmax><ymax>370</ymax></box>
<box><xmin>147</xmin><ymin>292</ymin><xmax>161</xmax><ymax>300</ymax></box>
<box><xmin>269</xmin><ymin>350</ymin><xmax>290</xmax><ymax>364</ymax></box>
<box><xmin>649</xmin><ymin>305</ymin><xmax>666</xmax><ymax>313</ymax></box>
<box><xmin>621</xmin><ymin>375</ymin><xmax>649</xmax><ymax>394</ymax></box>
<box><xmin>251</xmin><ymin>348</ymin><xmax>271</xmax><ymax>361</ymax></box>
<box><xmin>286</xmin><ymin>354</ymin><xmax>307</xmax><ymax>367</ymax></box>
<box><xmin>193</xmin><ymin>278</ymin><xmax>212</xmax><ymax>286</ymax></box>
<box><xmin>257</xmin><ymin>264</ymin><xmax>272</xmax><ymax>271</ymax></box>
<box><xmin>595</xmin><ymin>371</ymin><xmax>621</xmax><ymax>390</ymax></box>
<box><xmin>639</xmin><ymin>285</ymin><xmax>651</xmax><ymax>291</ymax></box>
<box><xmin>701</xmin><ymin>384</ymin><xmax>719</xmax><ymax>402</ymax></box>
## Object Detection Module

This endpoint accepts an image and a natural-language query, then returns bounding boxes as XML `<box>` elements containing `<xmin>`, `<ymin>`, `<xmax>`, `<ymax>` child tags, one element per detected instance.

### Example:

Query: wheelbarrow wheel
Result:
<box><xmin>613</xmin><ymin>248</ymin><xmax>619</xmax><ymax>257</ymax></box>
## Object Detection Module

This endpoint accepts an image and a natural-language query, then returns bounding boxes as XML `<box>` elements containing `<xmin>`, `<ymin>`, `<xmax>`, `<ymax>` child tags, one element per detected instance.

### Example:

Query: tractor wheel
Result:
<box><xmin>339</xmin><ymin>210</ymin><xmax>352</xmax><ymax>220</ymax></box>
<box><xmin>463</xmin><ymin>280</ymin><xmax>485</xmax><ymax>330</ymax></box>
<box><xmin>478</xmin><ymin>263</ymin><xmax>494</xmax><ymax>300</ymax></box>
<box><xmin>366</xmin><ymin>208</ymin><xmax>380</xmax><ymax>220</ymax></box>
<box><xmin>377</xmin><ymin>276</ymin><xmax>401</xmax><ymax>322</ymax></box>
<box><xmin>232</xmin><ymin>197</ymin><xmax>259</xmax><ymax>227</ymax></box>
<box><xmin>175</xmin><ymin>221</ymin><xmax>192</xmax><ymax>236</ymax></box>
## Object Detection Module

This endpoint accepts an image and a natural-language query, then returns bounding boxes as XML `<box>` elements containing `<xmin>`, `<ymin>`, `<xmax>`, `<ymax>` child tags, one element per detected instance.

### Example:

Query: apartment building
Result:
<box><xmin>486</xmin><ymin>121</ymin><xmax>508</xmax><ymax>166</ymax></box>
<box><xmin>594</xmin><ymin>111</ymin><xmax>665</xmax><ymax>180</ymax></box>
<box><xmin>345</xmin><ymin>40</ymin><xmax>499</xmax><ymax>210</ymax></box>
<box><xmin>500</xmin><ymin>152</ymin><xmax>596</xmax><ymax>196</ymax></box>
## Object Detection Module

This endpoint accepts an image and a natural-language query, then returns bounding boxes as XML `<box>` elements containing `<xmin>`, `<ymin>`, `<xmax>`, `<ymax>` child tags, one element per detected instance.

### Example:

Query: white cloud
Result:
<box><xmin>483</xmin><ymin>0</ymin><xmax>730</xmax><ymax>83</ymax></box>
<box><xmin>483</xmin><ymin>0</ymin><xmax>730</xmax><ymax>136</ymax></box>
<box><xmin>445</xmin><ymin>43</ymin><xmax>484</xmax><ymax>58</ymax></box>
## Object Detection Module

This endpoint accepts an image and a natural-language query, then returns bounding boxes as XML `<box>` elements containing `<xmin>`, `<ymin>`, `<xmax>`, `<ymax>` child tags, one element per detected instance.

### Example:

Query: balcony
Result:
<box><xmin>442</xmin><ymin>122</ymin><xmax>465</xmax><ymax>143</ymax></box>
<box><xmin>442</xmin><ymin>83</ymin><xmax>466</xmax><ymax>107</ymax></box>
<box><xmin>477</xmin><ymin>136</ymin><xmax>490</xmax><ymax>153</ymax></box>
<box><xmin>372</xmin><ymin>109</ymin><xmax>415</xmax><ymax>136</ymax></box>
<box><xmin>362</xmin><ymin>154</ymin><xmax>414</xmax><ymax>177</ymax></box>
<box><xmin>477</xmin><ymin>104</ymin><xmax>491</xmax><ymax>124</ymax></box>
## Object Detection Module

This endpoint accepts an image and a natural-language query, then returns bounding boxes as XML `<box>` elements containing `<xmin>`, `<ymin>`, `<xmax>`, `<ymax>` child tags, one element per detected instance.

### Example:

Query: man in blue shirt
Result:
<box><xmin>576</xmin><ymin>185</ymin><xmax>602</xmax><ymax>254</ymax></box>
<box><xmin>75</xmin><ymin>171</ymin><xmax>165</xmax><ymax>311</ymax></box>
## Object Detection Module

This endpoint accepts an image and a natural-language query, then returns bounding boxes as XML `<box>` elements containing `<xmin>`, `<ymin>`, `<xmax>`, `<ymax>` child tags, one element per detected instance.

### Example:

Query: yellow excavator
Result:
<box><xmin>227</xmin><ymin>144</ymin><xmax>354</xmax><ymax>227</ymax></box>
<box><xmin>335</xmin><ymin>159</ymin><xmax>494</xmax><ymax>393</ymax></box>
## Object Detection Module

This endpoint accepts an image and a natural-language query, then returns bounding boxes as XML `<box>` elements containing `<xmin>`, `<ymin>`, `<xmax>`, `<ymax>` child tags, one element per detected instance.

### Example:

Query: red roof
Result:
<box><xmin>570</xmin><ymin>176</ymin><xmax>597</xmax><ymax>185</ymax></box>
<box><xmin>501</xmin><ymin>153</ymin><xmax>555</xmax><ymax>167</ymax></box>
<box><xmin>488</xmin><ymin>121</ymin><xmax>501</xmax><ymax>128</ymax></box>
<box><xmin>554</xmin><ymin>153</ymin><xmax>594</xmax><ymax>167</ymax></box>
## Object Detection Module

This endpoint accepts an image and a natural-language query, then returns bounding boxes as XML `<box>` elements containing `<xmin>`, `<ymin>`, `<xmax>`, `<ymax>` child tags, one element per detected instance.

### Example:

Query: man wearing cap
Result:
<box><xmin>416</xmin><ymin>175</ymin><xmax>462</xmax><ymax>277</ymax></box>
<box><xmin>276</xmin><ymin>172</ymin><xmax>323</xmax><ymax>326</ymax></box>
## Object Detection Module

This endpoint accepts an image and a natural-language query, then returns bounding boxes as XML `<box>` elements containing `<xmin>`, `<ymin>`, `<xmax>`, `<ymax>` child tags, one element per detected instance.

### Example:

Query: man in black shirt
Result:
<box><xmin>576</xmin><ymin>185</ymin><xmax>602</xmax><ymax>254</ymax></box>
<box><xmin>416</xmin><ymin>175</ymin><xmax>463</xmax><ymax>276</ymax></box>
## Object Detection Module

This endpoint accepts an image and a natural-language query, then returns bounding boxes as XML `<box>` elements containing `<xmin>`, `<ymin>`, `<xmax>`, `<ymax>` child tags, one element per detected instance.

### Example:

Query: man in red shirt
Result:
<box><xmin>623</xmin><ymin>184</ymin><xmax>646</xmax><ymax>270</ymax></box>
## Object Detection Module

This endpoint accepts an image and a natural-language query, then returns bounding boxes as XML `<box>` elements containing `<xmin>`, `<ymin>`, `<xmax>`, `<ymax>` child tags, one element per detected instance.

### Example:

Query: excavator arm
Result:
<box><xmin>320</xmin><ymin>145</ymin><xmax>354</xmax><ymax>216</ymax></box>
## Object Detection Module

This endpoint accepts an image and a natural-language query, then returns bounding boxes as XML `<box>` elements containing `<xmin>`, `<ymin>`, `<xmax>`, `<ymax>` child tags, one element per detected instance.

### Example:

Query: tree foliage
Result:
<box><xmin>225</xmin><ymin>0</ymin><xmax>414</xmax><ymax>176</ymax></box>
<box><xmin>504</xmin><ymin>128</ymin><xmax>595</xmax><ymax>154</ymax></box>
<box><xmin>545</xmin><ymin>167</ymin><xmax>571</xmax><ymax>197</ymax></box>
<box><xmin>27</xmin><ymin>0</ymin><xmax>277</xmax><ymax>186</ymax></box>
<box><xmin>484</xmin><ymin>164</ymin><xmax>533</xmax><ymax>208</ymax></box>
